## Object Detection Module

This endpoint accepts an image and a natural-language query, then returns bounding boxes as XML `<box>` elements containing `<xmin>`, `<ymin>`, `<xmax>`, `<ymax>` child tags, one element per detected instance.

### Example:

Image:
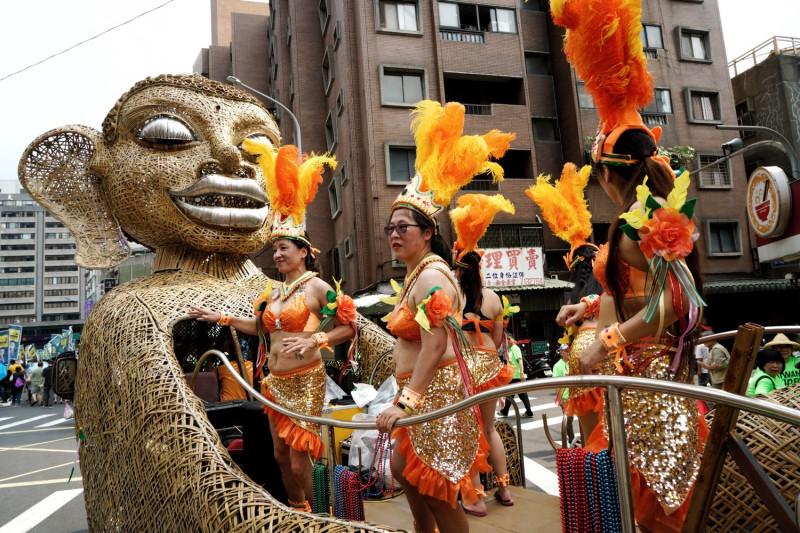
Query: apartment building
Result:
<box><xmin>198</xmin><ymin>0</ymin><xmax>792</xmax><ymax>335</ymax></box>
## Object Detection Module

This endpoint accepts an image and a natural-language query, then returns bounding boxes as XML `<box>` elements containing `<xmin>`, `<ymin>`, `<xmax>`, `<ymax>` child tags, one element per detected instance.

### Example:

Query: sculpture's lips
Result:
<box><xmin>169</xmin><ymin>175</ymin><xmax>269</xmax><ymax>229</ymax></box>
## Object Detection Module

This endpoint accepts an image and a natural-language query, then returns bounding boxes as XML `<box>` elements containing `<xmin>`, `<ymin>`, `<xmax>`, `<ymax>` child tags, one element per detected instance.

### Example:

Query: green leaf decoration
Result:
<box><xmin>645</xmin><ymin>195</ymin><xmax>662</xmax><ymax>213</ymax></box>
<box><xmin>326</xmin><ymin>290</ymin><xmax>337</xmax><ymax>303</ymax></box>
<box><xmin>620</xmin><ymin>223</ymin><xmax>640</xmax><ymax>241</ymax></box>
<box><xmin>680</xmin><ymin>198</ymin><xmax>696</xmax><ymax>219</ymax></box>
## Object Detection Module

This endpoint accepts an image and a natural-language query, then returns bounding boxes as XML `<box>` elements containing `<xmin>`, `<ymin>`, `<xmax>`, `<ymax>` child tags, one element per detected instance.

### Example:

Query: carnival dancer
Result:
<box><xmin>526</xmin><ymin>163</ymin><xmax>607</xmax><ymax>443</ymax></box>
<box><xmin>375</xmin><ymin>100</ymin><xmax>514</xmax><ymax>533</ymax></box>
<box><xmin>189</xmin><ymin>141</ymin><xmax>357</xmax><ymax>513</ymax></box>
<box><xmin>450</xmin><ymin>193</ymin><xmax>517</xmax><ymax>514</ymax></box>
<box><xmin>550</xmin><ymin>0</ymin><xmax>707</xmax><ymax>531</ymax></box>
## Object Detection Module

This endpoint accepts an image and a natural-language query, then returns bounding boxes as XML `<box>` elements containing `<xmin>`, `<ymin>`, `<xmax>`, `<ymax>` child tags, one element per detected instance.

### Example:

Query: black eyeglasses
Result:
<box><xmin>384</xmin><ymin>223</ymin><xmax>420</xmax><ymax>237</ymax></box>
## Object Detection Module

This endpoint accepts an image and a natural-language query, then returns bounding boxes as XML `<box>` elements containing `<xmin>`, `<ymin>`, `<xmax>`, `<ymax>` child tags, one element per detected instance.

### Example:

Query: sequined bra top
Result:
<box><xmin>593</xmin><ymin>244</ymin><xmax>646</xmax><ymax>299</ymax></box>
<box><xmin>259</xmin><ymin>293</ymin><xmax>320</xmax><ymax>333</ymax></box>
<box><xmin>387</xmin><ymin>302</ymin><xmax>422</xmax><ymax>343</ymax></box>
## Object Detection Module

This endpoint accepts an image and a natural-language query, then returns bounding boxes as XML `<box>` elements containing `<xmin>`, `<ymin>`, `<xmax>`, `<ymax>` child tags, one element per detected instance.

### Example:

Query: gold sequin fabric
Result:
<box><xmin>264</xmin><ymin>361</ymin><xmax>326</xmax><ymax>438</ymax></box>
<box><xmin>608</xmin><ymin>340</ymin><xmax>700</xmax><ymax>512</ymax></box>
<box><xmin>464</xmin><ymin>346</ymin><xmax>505</xmax><ymax>391</ymax></box>
<box><xmin>567</xmin><ymin>326</ymin><xmax>615</xmax><ymax>402</ymax></box>
<box><xmin>397</xmin><ymin>361</ymin><xmax>480</xmax><ymax>484</ymax></box>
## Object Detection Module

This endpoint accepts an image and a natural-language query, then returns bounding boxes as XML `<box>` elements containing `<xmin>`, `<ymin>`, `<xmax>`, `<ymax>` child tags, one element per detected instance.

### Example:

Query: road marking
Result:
<box><xmin>0</xmin><ymin>417</ymin><xmax>12</xmax><ymax>422</ymax></box>
<box><xmin>0</xmin><ymin>447</ymin><xmax>75</xmax><ymax>453</ymax></box>
<box><xmin>0</xmin><ymin>461</ymin><xmax>76</xmax><ymax>484</ymax></box>
<box><xmin>35</xmin><ymin>418</ymin><xmax>71</xmax><ymax>428</ymax></box>
<box><xmin>524</xmin><ymin>457</ymin><xmax>559</xmax><ymax>496</ymax></box>
<box><xmin>0</xmin><ymin>477</ymin><xmax>82</xmax><ymax>489</ymax></box>
<box><xmin>0</xmin><ymin>488</ymin><xmax>83</xmax><ymax>532</ymax></box>
<box><xmin>0</xmin><ymin>427</ymin><xmax>73</xmax><ymax>434</ymax></box>
<box><xmin>0</xmin><ymin>415</ymin><xmax>55</xmax><ymax>431</ymax></box>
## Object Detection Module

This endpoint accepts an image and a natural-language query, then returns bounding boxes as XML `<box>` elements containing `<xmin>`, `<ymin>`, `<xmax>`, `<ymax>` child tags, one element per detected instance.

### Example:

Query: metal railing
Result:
<box><xmin>729</xmin><ymin>36</ymin><xmax>800</xmax><ymax>77</ymax></box>
<box><xmin>439</xmin><ymin>28</ymin><xmax>485</xmax><ymax>44</ymax></box>
<box><xmin>206</xmin><ymin>324</ymin><xmax>800</xmax><ymax>532</ymax></box>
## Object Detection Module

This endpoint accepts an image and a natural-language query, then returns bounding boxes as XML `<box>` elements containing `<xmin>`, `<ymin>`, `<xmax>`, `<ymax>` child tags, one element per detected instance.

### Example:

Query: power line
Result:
<box><xmin>0</xmin><ymin>0</ymin><xmax>177</xmax><ymax>84</ymax></box>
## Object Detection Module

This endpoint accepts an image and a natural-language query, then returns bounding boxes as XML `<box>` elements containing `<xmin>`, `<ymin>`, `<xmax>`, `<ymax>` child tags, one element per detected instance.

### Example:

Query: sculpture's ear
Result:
<box><xmin>18</xmin><ymin>125</ymin><xmax>130</xmax><ymax>269</ymax></box>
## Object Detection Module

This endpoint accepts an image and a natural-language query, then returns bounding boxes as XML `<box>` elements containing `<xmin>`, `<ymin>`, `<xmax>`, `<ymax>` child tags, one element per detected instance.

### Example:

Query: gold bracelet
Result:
<box><xmin>217</xmin><ymin>312</ymin><xmax>231</xmax><ymax>326</ymax></box>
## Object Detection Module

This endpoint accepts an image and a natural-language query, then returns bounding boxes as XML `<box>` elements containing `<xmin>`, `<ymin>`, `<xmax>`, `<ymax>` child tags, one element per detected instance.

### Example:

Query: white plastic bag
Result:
<box><xmin>350</xmin><ymin>383</ymin><xmax>378</xmax><ymax>408</ymax></box>
<box><xmin>64</xmin><ymin>401</ymin><xmax>74</xmax><ymax>420</ymax></box>
<box><xmin>366</xmin><ymin>375</ymin><xmax>397</xmax><ymax>416</ymax></box>
<box><xmin>324</xmin><ymin>374</ymin><xmax>346</xmax><ymax>404</ymax></box>
<box><xmin>349</xmin><ymin>412</ymin><xmax>379</xmax><ymax>468</ymax></box>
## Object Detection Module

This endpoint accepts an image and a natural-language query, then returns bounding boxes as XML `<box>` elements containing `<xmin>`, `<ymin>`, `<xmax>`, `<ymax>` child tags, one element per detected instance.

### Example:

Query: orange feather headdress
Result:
<box><xmin>391</xmin><ymin>101</ymin><xmax>515</xmax><ymax>223</ymax></box>
<box><xmin>450</xmin><ymin>194</ymin><xmax>515</xmax><ymax>263</ymax></box>
<box><xmin>243</xmin><ymin>138</ymin><xmax>336</xmax><ymax>248</ymax></box>
<box><xmin>526</xmin><ymin>163</ymin><xmax>598</xmax><ymax>270</ymax></box>
<box><xmin>550</xmin><ymin>0</ymin><xmax>661</xmax><ymax>166</ymax></box>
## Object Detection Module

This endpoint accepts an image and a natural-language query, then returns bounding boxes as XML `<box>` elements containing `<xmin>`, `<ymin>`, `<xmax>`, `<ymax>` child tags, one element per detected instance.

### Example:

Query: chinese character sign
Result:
<box><xmin>481</xmin><ymin>247</ymin><xmax>544</xmax><ymax>288</ymax></box>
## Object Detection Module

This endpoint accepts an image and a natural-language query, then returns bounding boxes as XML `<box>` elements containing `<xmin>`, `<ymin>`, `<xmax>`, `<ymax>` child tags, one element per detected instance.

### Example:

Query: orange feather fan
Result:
<box><xmin>551</xmin><ymin>0</ymin><xmax>653</xmax><ymax>134</ymax></box>
<box><xmin>450</xmin><ymin>194</ymin><xmax>515</xmax><ymax>260</ymax></box>
<box><xmin>526</xmin><ymin>163</ymin><xmax>592</xmax><ymax>249</ymax></box>
<box><xmin>411</xmin><ymin>101</ymin><xmax>515</xmax><ymax>207</ymax></box>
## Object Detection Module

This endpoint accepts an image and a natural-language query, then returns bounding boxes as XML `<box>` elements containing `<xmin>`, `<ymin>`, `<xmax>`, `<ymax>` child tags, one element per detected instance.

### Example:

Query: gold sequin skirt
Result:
<box><xmin>262</xmin><ymin>360</ymin><xmax>325</xmax><ymax>459</ymax></box>
<box><xmin>465</xmin><ymin>346</ymin><xmax>514</xmax><ymax>393</ymax></box>
<box><xmin>564</xmin><ymin>326</ymin><xmax>614</xmax><ymax>417</ymax></box>
<box><xmin>393</xmin><ymin>359</ymin><xmax>490</xmax><ymax>508</ymax></box>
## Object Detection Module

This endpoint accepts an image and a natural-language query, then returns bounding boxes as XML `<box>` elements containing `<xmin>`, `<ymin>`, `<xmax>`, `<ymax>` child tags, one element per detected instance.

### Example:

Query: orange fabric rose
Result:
<box><xmin>335</xmin><ymin>294</ymin><xmax>357</xmax><ymax>325</ymax></box>
<box><xmin>638</xmin><ymin>208</ymin><xmax>696</xmax><ymax>261</ymax></box>
<box><xmin>426</xmin><ymin>289</ymin><xmax>452</xmax><ymax>327</ymax></box>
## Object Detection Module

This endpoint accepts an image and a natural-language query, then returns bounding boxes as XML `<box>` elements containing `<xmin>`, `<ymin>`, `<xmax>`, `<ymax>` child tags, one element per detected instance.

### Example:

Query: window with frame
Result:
<box><xmin>678</xmin><ymin>27</ymin><xmax>711</xmax><ymax>61</ymax></box>
<box><xmin>386</xmin><ymin>145</ymin><xmax>416</xmax><ymax>184</ymax></box>
<box><xmin>532</xmin><ymin>118</ymin><xmax>559</xmax><ymax>142</ymax></box>
<box><xmin>519</xmin><ymin>0</ymin><xmax>547</xmax><ymax>11</ymax></box>
<box><xmin>344</xmin><ymin>235</ymin><xmax>353</xmax><ymax>258</ymax></box>
<box><xmin>333</xmin><ymin>21</ymin><xmax>341</xmax><ymax>48</ymax></box>
<box><xmin>697</xmin><ymin>154</ymin><xmax>731</xmax><ymax>188</ymax></box>
<box><xmin>686</xmin><ymin>89</ymin><xmax>721</xmax><ymax>123</ymax></box>
<box><xmin>340</xmin><ymin>162</ymin><xmax>349</xmax><ymax>185</ymax></box>
<box><xmin>525</xmin><ymin>53</ymin><xmax>549</xmax><ymax>75</ymax></box>
<box><xmin>706</xmin><ymin>220</ymin><xmax>741</xmax><ymax>256</ymax></box>
<box><xmin>287</xmin><ymin>16</ymin><xmax>292</xmax><ymax>46</ymax></box>
<box><xmin>478</xmin><ymin>224</ymin><xmax>543</xmax><ymax>248</ymax></box>
<box><xmin>382</xmin><ymin>68</ymin><xmax>424</xmax><ymax>105</ymax></box>
<box><xmin>336</xmin><ymin>89</ymin><xmax>344</xmax><ymax>115</ymax></box>
<box><xmin>641</xmin><ymin>88</ymin><xmax>672</xmax><ymax>115</ymax></box>
<box><xmin>735</xmin><ymin>99</ymin><xmax>756</xmax><ymax>138</ymax></box>
<box><xmin>328</xmin><ymin>174</ymin><xmax>342</xmax><ymax>219</ymax></box>
<box><xmin>322</xmin><ymin>46</ymin><xmax>334</xmax><ymax>95</ymax></box>
<box><xmin>576</xmin><ymin>82</ymin><xmax>594</xmax><ymax>109</ymax></box>
<box><xmin>437</xmin><ymin>3</ymin><xmax>517</xmax><ymax>34</ymax></box>
<box><xmin>640</xmin><ymin>24</ymin><xmax>663</xmax><ymax>49</ymax></box>
<box><xmin>325</xmin><ymin>110</ymin><xmax>337</xmax><ymax>152</ymax></box>
<box><xmin>319</xmin><ymin>0</ymin><xmax>330</xmax><ymax>34</ymax></box>
<box><xmin>378</xmin><ymin>1</ymin><xmax>419</xmax><ymax>32</ymax></box>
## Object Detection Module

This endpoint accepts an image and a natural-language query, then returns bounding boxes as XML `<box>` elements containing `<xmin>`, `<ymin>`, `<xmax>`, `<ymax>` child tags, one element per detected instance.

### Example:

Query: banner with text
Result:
<box><xmin>481</xmin><ymin>247</ymin><xmax>544</xmax><ymax>288</ymax></box>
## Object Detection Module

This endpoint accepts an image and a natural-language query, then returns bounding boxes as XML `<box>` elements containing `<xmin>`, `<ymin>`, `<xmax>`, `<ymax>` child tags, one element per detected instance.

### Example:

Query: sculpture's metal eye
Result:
<box><xmin>238</xmin><ymin>133</ymin><xmax>273</xmax><ymax>151</ymax></box>
<box><xmin>137</xmin><ymin>116</ymin><xmax>196</xmax><ymax>145</ymax></box>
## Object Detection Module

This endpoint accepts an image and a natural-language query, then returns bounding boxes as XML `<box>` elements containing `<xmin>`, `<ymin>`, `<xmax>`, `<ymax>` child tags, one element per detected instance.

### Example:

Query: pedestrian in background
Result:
<box><xmin>552</xmin><ymin>344</ymin><xmax>575</xmax><ymax>446</ymax></box>
<box><xmin>500</xmin><ymin>337</ymin><xmax>533</xmax><ymax>418</ymax></box>
<box><xmin>41</xmin><ymin>362</ymin><xmax>54</xmax><ymax>408</ymax></box>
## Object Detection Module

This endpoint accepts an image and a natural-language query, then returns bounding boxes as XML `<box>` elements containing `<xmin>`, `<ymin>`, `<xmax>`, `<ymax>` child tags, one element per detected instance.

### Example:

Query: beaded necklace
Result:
<box><xmin>312</xmin><ymin>462</ymin><xmax>330</xmax><ymax>513</ymax></box>
<box><xmin>277</xmin><ymin>271</ymin><xmax>317</xmax><ymax>302</ymax></box>
<box><xmin>397</xmin><ymin>254</ymin><xmax>448</xmax><ymax>304</ymax></box>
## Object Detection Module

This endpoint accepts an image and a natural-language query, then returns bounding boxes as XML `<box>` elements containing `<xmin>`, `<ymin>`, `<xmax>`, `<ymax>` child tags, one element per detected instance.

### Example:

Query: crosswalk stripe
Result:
<box><xmin>524</xmin><ymin>457</ymin><xmax>560</xmax><ymax>496</ymax></box>
<box><xmin>0</xmin><ymin>415</ymin><xmax>55</xmax><ymax>431</ymax></box>
<box><xmin>0</xmin><ymin>488</ymin><xmax>83</xmax><ymax>533</ymax></box>
<box><xmin>0</xmin><ymin>417</ymin><xmax>12</xmax><ymax>422</ymax></box>
<box><xmin>35</xmin><ymin>418</ymin><xmax>71</xmax><ymax>428</ymax></box>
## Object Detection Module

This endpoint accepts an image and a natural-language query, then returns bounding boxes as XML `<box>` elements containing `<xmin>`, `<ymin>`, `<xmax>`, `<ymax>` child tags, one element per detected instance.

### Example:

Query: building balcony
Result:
<box><xmin>463</xmin><ymin>104</ymin><xmax>532</xmax><ymax>147</ymax></box>
<box><xmin>440</xmin><ymin>32</ymin><xmax>524</xmax><ymax>78</ymax></box>
<box><xmin>439</xmin><ymin>28</ymin><xmax>485</xmax><ymax>44</ymax></box>
<box><xmin>642</xmin><ymin>113</ymin><xmax>669</xmax><ymax>126</ymax></box>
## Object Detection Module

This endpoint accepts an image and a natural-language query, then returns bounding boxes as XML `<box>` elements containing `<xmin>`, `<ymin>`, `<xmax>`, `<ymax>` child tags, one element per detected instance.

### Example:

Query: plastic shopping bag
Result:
<box><xmin>64</xmin><ymin>401</ymin><xmax>74</xmax><ymax>420</ymax></box>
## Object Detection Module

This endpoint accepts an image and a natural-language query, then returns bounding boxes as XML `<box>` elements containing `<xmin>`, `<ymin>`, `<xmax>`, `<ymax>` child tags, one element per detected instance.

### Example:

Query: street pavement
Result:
<box><xmin>0</xmin><ymin>390</ymin><xmax>569</xmax><ymax>532</ymax></box>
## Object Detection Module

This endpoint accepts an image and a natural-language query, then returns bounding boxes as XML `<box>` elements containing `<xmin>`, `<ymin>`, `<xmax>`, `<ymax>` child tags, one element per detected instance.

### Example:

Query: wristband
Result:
<box><xmin>396</xmin><ymin>402</ymin><xmax>414</xmax><ymax>415</ymax></box>
<box><xmin>399</xmin><ymin>386</ymin><xmax>425</xmax><ymax>410</ymax></box>
<box><xmin>217</xmin><ymin>312</ymin><xmax>231</xmax><ymax>326</ymax></box>
<box><xmin>600</xmin><ymin>322</ymin><xmax>632</xmax><ymax>372</ymax></box>
<box><xmin>312</xmin><ymin>331</ymin><xmax>330</xmax><ymax>351</ymax></box>
<box><xmin>580</xmin><ymin>294</ymin><xmax>601</xmax><ymax>319</ymax></box>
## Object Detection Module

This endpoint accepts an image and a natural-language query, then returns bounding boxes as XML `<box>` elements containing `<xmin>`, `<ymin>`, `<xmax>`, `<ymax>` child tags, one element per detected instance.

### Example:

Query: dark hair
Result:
<box><xmin>457</xmin><ymin>251</ymin><xmax>484</xmax><ymax>313</ymax></box>
<box><xmin>595</xmin><ymin>129</ymin><xmax>704</xmax><ymax>322</ymax></box>
<box><xmin>408</xmin><ymin>209</ymin><xmax>454</xmax><ymax>269</ymax></box>
<box><xmin>280</xmin><ymin>235</ymin><xmax>320</xmax><ymax>273</ymax></box>
<box><xmin>756</xmin><ymin>349</ymin><xmax>785</xmax><ymax>372</ymax></box>
<box><xmin>568</xmin><ymin>244</ymin><xmax>603</xmax><ymax>305</ymax></box>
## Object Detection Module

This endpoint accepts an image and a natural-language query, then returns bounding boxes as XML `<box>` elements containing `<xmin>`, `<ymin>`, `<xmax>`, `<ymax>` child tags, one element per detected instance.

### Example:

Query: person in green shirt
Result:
<box><xmin>762</xmin><ymin>333</ymin><xmax>800</xmax><ymax>387</ymax></box>
<box><xmin>551</xmin><ymin>343</ymin><xmax>575</xmax><ymax>445</ymax></box>
<box><xmin>499</xmin><ymin>338</ymin><xmax>533</xmax><ymax>417</ymax></box>
<box><xmin>746</xmin><ymin>349</ymin><xmax>786</xmax><ymax>397</ymax></box>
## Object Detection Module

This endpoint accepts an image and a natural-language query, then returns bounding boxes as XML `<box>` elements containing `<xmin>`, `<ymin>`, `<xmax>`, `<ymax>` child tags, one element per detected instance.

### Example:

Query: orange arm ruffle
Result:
<box><xmin>392</xmin><ymin>425</ymin><xmax>491</xmax><ymax>509</ymax></box>
<box><xmin>262</xmin><ymin>388</ymin><xmax>324</xmax><ymax>460</ymax></box>
<box><xmin>474</xmin><ymin>363</ymin><xmax>514</xmax><ymax>394</ymax></box>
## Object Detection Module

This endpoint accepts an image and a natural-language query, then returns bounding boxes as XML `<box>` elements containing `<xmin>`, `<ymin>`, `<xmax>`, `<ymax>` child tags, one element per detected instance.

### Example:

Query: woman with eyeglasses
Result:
<box><xmin>375</xmin><ymin>101</ymin><xmax>514</xmax><ymax>533</ymax></box>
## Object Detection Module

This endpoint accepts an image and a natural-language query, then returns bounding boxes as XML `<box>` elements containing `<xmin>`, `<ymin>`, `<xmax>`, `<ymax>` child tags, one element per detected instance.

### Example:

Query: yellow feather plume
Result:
<box><xmin>411</xmin><ymin>101</ymin><xmax>515</xmax><ymax>207</ymax></box>
<box><xmin>450</xmin><ymin>194</ymin><xmax>515</xmax><ymax>258</ymax></box>
<box><xmin>525</xmin><ymin>163</ymin><xmax>593</xmax><ymax>249</ymax></box>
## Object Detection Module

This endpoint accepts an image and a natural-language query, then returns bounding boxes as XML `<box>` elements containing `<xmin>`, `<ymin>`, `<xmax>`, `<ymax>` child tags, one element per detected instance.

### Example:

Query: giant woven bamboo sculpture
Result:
<box><xmin>19</xmin><ymin>74</ymin><xmax>402</xmax><ymax>533</ymax></box>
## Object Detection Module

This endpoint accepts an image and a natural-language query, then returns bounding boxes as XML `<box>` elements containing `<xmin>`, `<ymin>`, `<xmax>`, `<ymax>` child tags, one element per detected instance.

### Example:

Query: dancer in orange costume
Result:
<box><xmin>550</xmin><ymin>0</ymin><xmax>707</xmax><ymax>531</ymax></box>
<box><xmin>375</xmin><ymin>100</ymin><xmax>514</xmax><ymax>533</ymax></box>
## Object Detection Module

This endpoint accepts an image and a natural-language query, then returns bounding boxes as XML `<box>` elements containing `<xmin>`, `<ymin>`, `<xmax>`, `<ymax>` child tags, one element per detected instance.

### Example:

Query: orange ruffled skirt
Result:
<box><xmin>393</xmin><ymin>359</ymin><xmax>491</xmax><ymax>509</ymax></box>
<box><xmin>467</xmin><ymin>346</ymin><xmax>514</xmax><ymax>393</ymax></box>
<box><xmin>262</xmin><ymin>360</ymin><xmax>325</xmax><ymax>460</ymax></box>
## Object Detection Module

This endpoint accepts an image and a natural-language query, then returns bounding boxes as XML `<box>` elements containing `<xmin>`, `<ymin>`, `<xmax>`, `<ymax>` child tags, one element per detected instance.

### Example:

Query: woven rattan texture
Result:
<box><xmin>356</xmin><ymin>314</ymin><xmax>395</xmax><ymax>388</ymax></box>
<box><xmin>705</xmin><ymin>385</ymin><xmax>800</xmax><ymax>532</ymax></box>
<box><xmin>77</xmin><ymin>268</ymin><xmax>403</xmax><ymax>532</ymax></box>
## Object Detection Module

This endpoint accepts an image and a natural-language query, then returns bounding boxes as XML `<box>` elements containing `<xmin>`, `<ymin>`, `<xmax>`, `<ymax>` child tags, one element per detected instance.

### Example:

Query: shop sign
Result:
<box><xmin>747</xmin><ymin>166</ymin><xmax>792</xmax><ymax>238</ymax></box>
<box><xmin>481</xmin><ymin>247</ymin><xmax>544</xmax><ymax>288</ymax></box>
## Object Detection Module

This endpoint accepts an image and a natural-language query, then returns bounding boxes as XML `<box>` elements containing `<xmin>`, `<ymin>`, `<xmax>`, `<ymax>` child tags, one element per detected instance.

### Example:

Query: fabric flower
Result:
<box><xmin>638</xmin><ymin>208</ymin><xmax>697</xmax><ymax>261</ymax></box>
<box><xmin>336</xmin><ymin>294</ymin><xmax>357</xmax><ymax>325</ymax></box>
<box><xmin>414</xmin><ymin>287</ymin><xmax>452</xmax><ymax>332</ymax></box>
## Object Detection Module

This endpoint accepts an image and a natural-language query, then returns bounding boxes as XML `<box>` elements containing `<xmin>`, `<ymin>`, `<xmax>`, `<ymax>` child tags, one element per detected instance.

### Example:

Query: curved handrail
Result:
<box><xmin>700</xmin><ymin>324</ymin><xmax>800</xmax><ymax>345</ymax></box>
<box><xmin>207</xmin><ymin>349</ymin><xmax>800</xmax><ymax>429</ymax></box>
